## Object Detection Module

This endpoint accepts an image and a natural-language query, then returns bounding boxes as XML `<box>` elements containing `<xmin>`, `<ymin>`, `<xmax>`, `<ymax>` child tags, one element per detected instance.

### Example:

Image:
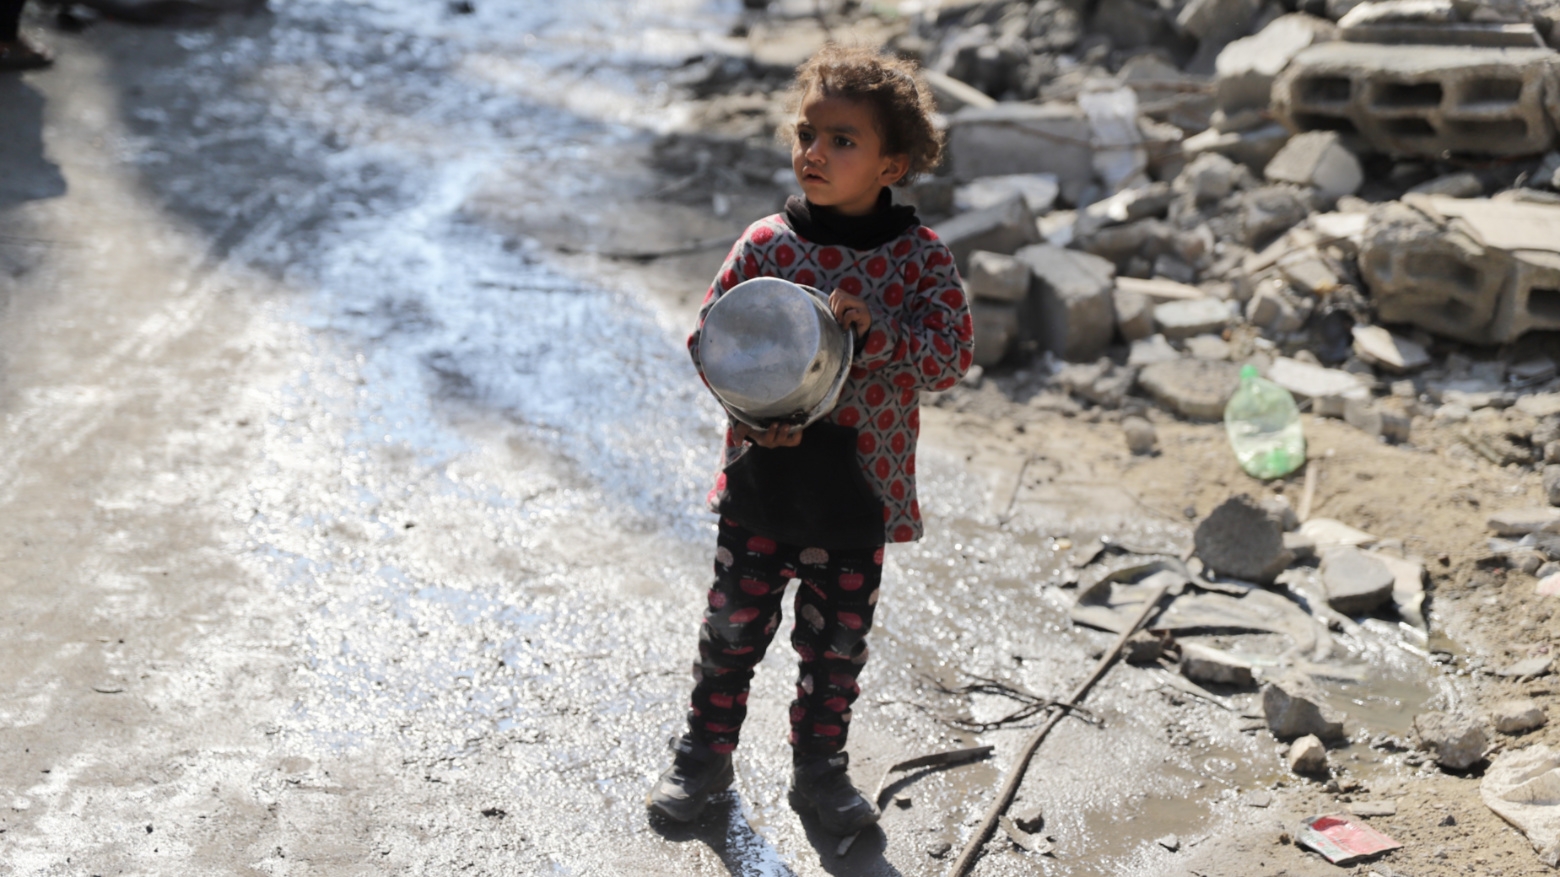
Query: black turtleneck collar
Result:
<box><xmin>782</xmin><ymin>188</ymin><xmax>920</xmax><ymax>252</ymax></box>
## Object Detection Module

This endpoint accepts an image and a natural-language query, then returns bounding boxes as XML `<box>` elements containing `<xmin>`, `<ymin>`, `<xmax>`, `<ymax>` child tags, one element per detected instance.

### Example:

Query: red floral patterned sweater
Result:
<box><xmin>688</xmin><ymin>213</ymin><xmax>974</xmax><ymax>543</ymax></box>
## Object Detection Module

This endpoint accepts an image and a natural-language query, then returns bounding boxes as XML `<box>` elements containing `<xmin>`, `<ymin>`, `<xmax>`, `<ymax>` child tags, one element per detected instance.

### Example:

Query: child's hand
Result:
<box><xmin>733</xmin><ymin>421</ymin><xmax>804</xmax><ymax>448</ymax></box>
<box><xmin>829</xmin><ymin>290</ymin><xmax>871</xmax><ymax>338</ymax></box>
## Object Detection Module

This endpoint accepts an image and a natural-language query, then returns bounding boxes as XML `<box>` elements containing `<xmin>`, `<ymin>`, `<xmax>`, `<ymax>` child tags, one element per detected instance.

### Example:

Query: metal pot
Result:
<box><xmin>698</xmin><ymin>278</ymin><xmax>854</xmax><ymax>429</ymax></box>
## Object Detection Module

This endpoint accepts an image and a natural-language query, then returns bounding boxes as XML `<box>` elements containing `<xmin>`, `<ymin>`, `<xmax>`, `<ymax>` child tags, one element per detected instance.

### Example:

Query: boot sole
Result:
<box><xmin>787</xmin><ymin>786</ymin><xmax>881</xmax><ymax>836</ymax></box>
<box><xmin>646</xmin><ymin>762</ymin><xmax>735</xmax><ymax>823</ymax></box>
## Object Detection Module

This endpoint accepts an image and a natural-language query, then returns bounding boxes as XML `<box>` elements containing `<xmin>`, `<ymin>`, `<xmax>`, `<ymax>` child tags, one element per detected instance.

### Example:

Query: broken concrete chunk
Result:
<box><xmin>1173</xmin><ymin>152</ymin><xmax>1239</xmax><ymax>204</ymax></box>
<box><xmin>1407</xmin><ymin>171</ymin><xmax>1484</xmax><ymax>198</ymax></box>
<box><xmin>1128</xmin><ymin>334</ymin><xmax>1181</xmax><ymax>367</ymax></box>
<box><xmin>934</xmin><ymin>195</ymin><xmax>1040</xmax><ymax>275</ymax></box>
<box><xmin>1139</xmin><ymin>358</ymin><xmax>1242</xmax><ymax>421</ymax></box>
<box><xmin>1491</xmin><ymin>699</ymin><xmax>1547</xmax><ymax>734</ymax></box>
<box><xmin>1343</xmin><ymin>396</ymin><xmax>1412</xmax><ymax>444</ymax></box>
<box><xmin>1351</xmin><ymin>325</ymin><xmax>1430</xmax><ymax>373</ymax></box>
<box><xmin>1299</xmin><ymin>517</ymin><xmax>1376</xmax><ymax>549</ymax></box>
<box><xmin>1180</xmin><ymin>642</ymin><xmax>1256</xmax><ymax>686</ymax></box>
<box><xmin>1014</xmin><ymin>245</ymin><xmax>1117</xmax><ymax>363</ymax></box>
<box><xmin>1154</xmin><ymin>298</ymin><xmax>1232</xmax><ymax>341</ymax></box>
<box><xmin>971</xmin><ymin>300</ymin><xmax>1020</xmax><ymax>369</ymax></box>
<box><xmin>1264</xmin><ymin>132</ymin><xmax>1364</xmax><ymax>200</ymax></box>
<box><xmin>1498</xmin><ymin>656</ymin><xmax>1553</xmax><ymax>678</ymax></box>
<box><xmin>1243</xmin><ymin>186</ymin><xmax>1314</xmax><ymax>248</ymax></box>
<box><xmin>922</xmin><ymin>68</ymin><xmax>996</xmax><ymax>114</ymax></box>
<box><xmin>1544</xmin><ymin>465</ymin><xmax>1560</xmax><ymax>507</ymax></box>
<box><xmin>1123</xmin><ymin>629</ymin><xmax>1166</xmax><ymax>664</ymax></box>
<box><xmin>955</xmin><ymin>174</ymin><xmax>1061</xmax><ymax>215</ymax></box>
<box><xmin>947</xmin><ymin>103</ymin><xmax>1095</xmax><ymax>203</ymax></box>
<box><xmin>966</xmin><ymin>251</ymin><xmax>1031</xmax><ymax>304</ymax></box>
<box><xmin>1053</xmin><ymin>358</ymin><xmax>1135</xmax><ymax>407</ymax></box>
<box><xmin>1487</xmin><ymin>507</ymin><xmax>1560</xmax><ymax>537</ymax></box>
<box><xmin>1414</xmin><ymin>710</ymin><xmax>1489</xmax><ymax>771</ymax></box>
<box><xmin>1113</xmin><ymin>287</ymin><xmax>1155</xmax><ymax>342</ymax></box>
<box><xmin>1319</xmin><ymin>546</ymin><xmax>1396</xmax><ymax>615</ymax></box>
<box><xmin>1215</xmin><ymin>14</ymin><xmax>1337</xmax><ymax>114</ymax></box>
<box><xmin>1481</xmin><ymin>745</ymin><xmax>1560</xmax><ymax>866</ymax></box>
<box><xmin>1183</xmin><ymin>333</ymin><xmax>1230</xmax><ymax>361</ymax></box>
<box><xmin>1338</xmin><ymin>0</ymin><xmax>1456</xmax><ymax>28</ymax></box>
<box><xmin>1267</xmin><ymin>358</ymin><xmax>1369</xmax><ymax>407</ymax></box>
<box><xmin>1195</xmin><ymin>494</ymin><xmax>1293</xmax><ymax>584</ymax></box>
<box><xmin>1288</xmin><ymin>733</ymin><xmax>1329</xmax><ymax>775</ymax></box>
<box><xmin>1264</xmin><ymin>682</ymin><xmax>1347</xmax><ymax>741</ymax></box>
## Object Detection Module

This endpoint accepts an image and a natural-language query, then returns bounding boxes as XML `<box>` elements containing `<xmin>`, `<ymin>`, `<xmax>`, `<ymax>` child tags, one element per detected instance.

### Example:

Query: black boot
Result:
<box><xmin>789</xmin><ymin>751</ymin><xmax>880</xmax><ymax>835</ymax></box>
<box><xmin>646</xmin><ymin>734</ymin><xmax>734</xmax><ymax>823</ymax></box>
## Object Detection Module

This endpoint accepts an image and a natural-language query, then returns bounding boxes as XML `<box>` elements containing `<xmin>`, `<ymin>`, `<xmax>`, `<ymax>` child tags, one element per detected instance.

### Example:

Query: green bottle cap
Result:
<box><xmin>1240</xmin><ymin>364</ymin><xmax>1259</xmax><ymax>380</ymax></box>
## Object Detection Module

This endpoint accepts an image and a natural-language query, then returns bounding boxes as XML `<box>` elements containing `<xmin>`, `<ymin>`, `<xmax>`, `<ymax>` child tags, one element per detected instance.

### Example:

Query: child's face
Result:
<box><xmin>791</xmin><ymin>90</ymin><xmax>910</xmax><ymax>217</ymax></box>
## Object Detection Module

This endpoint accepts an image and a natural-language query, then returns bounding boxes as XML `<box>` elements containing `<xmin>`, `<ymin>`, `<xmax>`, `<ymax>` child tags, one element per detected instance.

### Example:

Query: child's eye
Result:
<box><xmin>834</xmin><ymin>136</ymin><xmax>853</xmax><ymax>147</ymax></box>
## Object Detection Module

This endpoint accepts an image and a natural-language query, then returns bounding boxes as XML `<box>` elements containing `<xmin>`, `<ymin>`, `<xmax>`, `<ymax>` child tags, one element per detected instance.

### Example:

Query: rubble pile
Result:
<box><xmin>667</xmin><ymin>0</ymin><xmax>1560</xmax><ymax>497</ymax></box>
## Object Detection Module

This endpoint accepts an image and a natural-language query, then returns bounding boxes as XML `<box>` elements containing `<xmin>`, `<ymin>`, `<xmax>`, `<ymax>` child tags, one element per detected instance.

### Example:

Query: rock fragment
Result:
<box><xmin>1264</xmin><ymin>132</ymin><xmax>1364</xmax><ymax>200</ymax></box>
<box><xmin>935</xmin><ymin>195</ymin><xmax>1039</xmax><ymax>275</ymax></box>
<box><xmin>1319</xmin><ymin>546</ymin><xmax>1395</xmax><ymax>615</ymax></box>
<box><xmin>1015</xmin><ymin>245</ymin><xmax>1117</xmax><ymax>363</ymax></box>
<box><xmin>1122</xmin><ymin>416</ymin><xmax>1158</xmax><ymax>456</ymax></box>
<box><xmin>1351</xmin><ymin>325</ymin><xmax>1430</xmax><ymax>373</ymax></box>
<box><xmin>1195</xmin><ymin>494</ymin><xmax>1293</xmax><ymax>584</ymax></box>
<box><xmin>966</xmin><ymin>251</ymin><xmax>1030</xmax><ymax>303</ymax></box>
<box><xmin>1153</xmin><ymin>298</ymin><xmax>1232</xmax><ymax>341</ymax></box>
<box><xmin>1139</xmin><ymin>358</ymin><xmax>1241</xmax><ymax>420</ymax></box>
<box><xmin>1491</xmin><ymin>699</ymin><xmax>1547</xmax><ymax>735</ymax></box>
<box><xmin>1180</xmin><ymin>642</ymin><xmax>1256</xmax><ymax>686</ymax></box>
<box><xmin>1415</xmin><ymin>711</ymin><xmax>1488</xmax><ymax>771</ymax></box>
<box><xmin>1288</xmin><ymin>734</ymin><xmax>1329</xmax><ymax>775</ymax></box>
<box><xmin>1263</xmin><ymin>682</ymin><xmax>1346</xmax><ymax>741</ymax></box>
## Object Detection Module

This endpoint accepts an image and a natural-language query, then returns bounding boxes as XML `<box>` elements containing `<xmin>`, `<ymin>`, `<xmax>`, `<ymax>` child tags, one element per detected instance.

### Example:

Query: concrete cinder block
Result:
<box><xmin>1114</xmin><ymin>287</ymin><xmax>1155</xmax><ymax>341</ymax></box>
<box><xmin>1358</xmin><ymin>202</ymin><xmax>1509</xmax><ymax>343</ymax></box>
<box><xmin>1273</xmin><ymin>42</ymin><xmax>1560</xmax><ymax>158</ymax></box>
<box><xmin>946</xmin><ymin>103</ymin><xmax>1096</xmax><ymax>203</ymax></box>
<box><xmin>933</xmin><ymin>195</ymin><xmax>1040</xmax><ymax>276</ymax></box>
<box><xmin>1014</xmin><ymin>245</ymin><xmax>1118</xmax><ymax>362</ymax></box>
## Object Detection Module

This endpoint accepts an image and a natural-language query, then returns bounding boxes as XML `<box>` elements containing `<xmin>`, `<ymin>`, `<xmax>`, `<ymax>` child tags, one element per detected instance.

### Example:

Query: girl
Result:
<box><xmin>648</xmin><ymin>44</ymin><xmax>972</xmax><ymax>836</ymax></box>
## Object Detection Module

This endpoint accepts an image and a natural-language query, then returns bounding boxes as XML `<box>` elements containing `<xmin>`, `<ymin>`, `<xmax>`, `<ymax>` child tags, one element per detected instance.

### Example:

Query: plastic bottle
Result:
<box><xmin>1224</xmin><ymin>364</ymin><xmax>1305</xmax><ymax>479</ymax></box>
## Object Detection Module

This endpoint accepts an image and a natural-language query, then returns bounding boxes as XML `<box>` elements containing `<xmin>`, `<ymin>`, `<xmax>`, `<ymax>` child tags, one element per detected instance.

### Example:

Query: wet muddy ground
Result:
<box><xmin>0</xmin><ymin>1</ymin><xmax>1556</xmax><ymax>875</ymax></box>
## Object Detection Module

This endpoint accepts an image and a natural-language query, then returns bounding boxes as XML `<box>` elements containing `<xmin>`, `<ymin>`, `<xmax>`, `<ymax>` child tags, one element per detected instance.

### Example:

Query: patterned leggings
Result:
<box><xmin>686</xmin><ymin>518</ymin><xmax>883</xmax><ymax>756</ymax></box>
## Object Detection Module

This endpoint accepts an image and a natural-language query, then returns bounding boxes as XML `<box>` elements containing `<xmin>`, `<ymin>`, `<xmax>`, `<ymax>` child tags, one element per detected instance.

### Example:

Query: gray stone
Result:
<box><xmin>1124</xmin><ymin>629</ymin><xmax>1167</xmax><ymax>665</ymax></box>
<box><xmin>1349</xmin><ymin>800</ymin><xmax>1397</xmax><ymax>818</ymax></box>
<box><xmin>1337</xmin><ymin>0</ymin><xmax>1455</xmax><ymax>27</ymax></box>
<box><xmin>1320</xmin><ymin>545</ymin><xmax>1396</xmax><ymax>615</ymax></box>
<box><xmin>1263</xmin><ymin>683</ymin><xmax>1347</xmax><ymax>741</ymax></box>
<box><xmin>1284</xmin><ymin>530</ymin><xmax>1317</xmax><ymax>560</ymax></box>
<box><xmin>1123</xmin><ymin>415</ymin><xmax>1158</xmax><ymax>455</ymax></box>
<box><xmin>1244</xmin><ymin>280</ymin><xmax>1310</xmax><ymax>335</ymax></box>
<box><xmin>1288</xmin><ymin>734</ymin><xmax>1329</xmax><ymax>775</ymax></box>
<box><xmin>1273</xmin><ymin>42</ymin><xmax>1560</xmax><ymax>158</ymax></box>
<box><xmin>1262</xmin><ymin>494</ymin><xmax>1300</xmax><ymax>531</ymax></box>
<box><xmin>1408</xmin><ymin>172</ymin><xmax>1484</xmax><ymax>198</ymax></box>
<box><xmin>1128</xmin><ymin>334</ymin><xmax>1181</xmax><ymax>367</ymax></box>
<box><xmin>1180</xmin><ymin>642</ymin><xmax>1256</xmax><ymax>686</ymax></box>
<box><xmin>1278</xmin><ymin>251</ymin><xmax>1341</xmax><ymax>296</ymax></box>
<box><xmin>1140</xmin><ymin>358</ymin><xmax>1242</xmax><ymax>420</ymax></box>
<box><xmin>1343</xmin><ymin>396</ymin><xmax>1412</xmax><ymax>443</ymax></box>
<box><xmin>1216</xmin><ymin>14</ymin><xmax>1337</xmax><ymax>113</ymax></box>
<box><xmin>1498</xmin><ymin>656</ymin><xmax>1554</xmax><ymax>678</ymax></box>
<box><xmin>1183</xmin><ymin>333</ymin><xmax>1230</xmax><ymax>361</ymax></box>
<box><xmin>971</xmin><ymin>300</ymin><xmax>1020</xmax><ymax>369</ymax></box>
<box><xmin>1173</xmin><ymin>152</ymin><xmax>1239</xmax><ymax>204</ymax></box>
<box><xmin>947</xmin><ymin>104</ymin><xmax>1096</xmax><ymax>204</ymax></box>
<box><xmin>1114</xmin><ymin>287</ymin><xmax>1155</xmax><ymax>342</ymax></box>
<box><xmin>1545</xmin><ymin>465</ymin><xmax>1560</xmax><ymax>506</ymax></box>
<box><xmin>1264</xmin><ymin>132</ymin><xmax>1364</xmax><ymax>200</ymax></box>
<box><xmin>1243</xmin><ymin>186</ymin><xmax>1312</xmax><ymax>248</ymax></box>
<box><xmin>1154</xmin><ymin>298</ymin><xmax>1232</xmax><ymax>341</ymax></box>
<box><xmin>1414</xmin><ymin>711</ymin><xmax>1488</xmax><ymax>770</ymax></box>
<box><xmin>1014</xmin><ymin>245</ymin><xmax>1118</xmax><ymax>362</ymax></box>
<box><xmin>934</xmin><ymin>195</ymin><xmax>1040</xmax><ymax>276</ymax></box>
<box><xmin>1178</xmin><ymin>0</ymin><xmax>1261</xmax><ymax>40</ymax></box>
<box><xmin>1351</xmin><ymin>324</ymin><xmax>1430</xmax><ymax>373</ymax></box>
<box><xmin>1183</xmin><ymin>124</ymin><xmax>1293</xmax><ymax>172</ymax></box>
<box><xmin>1195</xmin><ymin>494</ymin><xmax>1293</xmax><ymax>583</ymax></box>
<box><xmin>1491</xmin><ymin>699</ymin><xmax>1547</xmax><ymax>734</ymax></box>
<box><xmin>1267</xmin><ymin>357</ymin><xmax>1370</xmax><ymax>407</ymax></box>
<box><xmin>1487</xmin><ymin>507</ymin><xmax>1560</xmax><ymax>536</ymax></box>
<box><xmin>966</xmin><ymin>251</ymin><xmax>1031</xmax><ymax>303</ymax></box>
<box><xmin>955</xmin><ymin>174</ymin><xmax>1061</xmax><ymax>215</ymax></box>
<box><xmin>1053</xmin><ymin>358</ymin><xmax>1135</xmax><ymax>407</ymax></box>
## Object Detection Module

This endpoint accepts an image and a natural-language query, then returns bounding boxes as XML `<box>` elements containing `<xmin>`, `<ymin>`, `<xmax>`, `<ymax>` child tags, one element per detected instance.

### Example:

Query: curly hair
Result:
<box><xmin>781</xmin><ymin>45</ymin><xmax>945</xmax><ymax>187</ymax></box>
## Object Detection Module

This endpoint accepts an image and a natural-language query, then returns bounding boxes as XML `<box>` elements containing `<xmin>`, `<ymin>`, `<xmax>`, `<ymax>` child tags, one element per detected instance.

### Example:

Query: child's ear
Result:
<box><xmin>880</xmin><ymin>154</ymin><xmax>911</xmax><ymax>187</ymax></box>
